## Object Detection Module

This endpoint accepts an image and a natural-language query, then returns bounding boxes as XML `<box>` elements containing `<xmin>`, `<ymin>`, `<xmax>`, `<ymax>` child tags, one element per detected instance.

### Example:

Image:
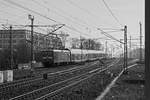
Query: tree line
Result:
<box><xmin>71</xmin><ymin>38</ymin><xmax>103</xmax><ymax>50</ymax></box>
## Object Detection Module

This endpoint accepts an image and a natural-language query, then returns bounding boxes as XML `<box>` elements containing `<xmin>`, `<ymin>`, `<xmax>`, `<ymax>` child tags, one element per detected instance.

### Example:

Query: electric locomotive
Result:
<box><xmin>35</xmin><ymin>49</ymin><xmax>71</xmax><ymax>67</ymax></box>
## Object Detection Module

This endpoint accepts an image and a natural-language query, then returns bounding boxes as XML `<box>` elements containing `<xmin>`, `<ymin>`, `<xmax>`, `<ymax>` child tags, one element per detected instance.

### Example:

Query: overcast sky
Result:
<box><xmin>0</xmin><ymin>0</ymin><xmax>145</xmax><ymax>50</ymax></box>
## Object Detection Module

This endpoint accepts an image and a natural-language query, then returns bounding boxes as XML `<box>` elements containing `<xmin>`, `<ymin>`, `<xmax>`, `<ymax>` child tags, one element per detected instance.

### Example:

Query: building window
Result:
<box><xmin>2</xmin><ymin>34</ymin><xmax>9</xmax><ymax>38</ymax></box>
<box><xmin>13</xmin><ymin>40</ymin><xmax>16</xmax><ymax>43</ymax></box>
<box><xmin>13</xmin><ymin>45</ymin><xmax>17</xmax><ymax>48</ymax></box>
<box><xmin>6</xmin><ymin>34</ymin><xmax>9</xmax><ymax>38</ymax></box>
<box><xmin>13</xmin><ymin>34</ymin><xmax>17</xmax><ymax>38</ymax></box>
<box><xmin>19</xmin><ymin>34</ymin><xmax>24</xmax><ymax>38</ymax></box>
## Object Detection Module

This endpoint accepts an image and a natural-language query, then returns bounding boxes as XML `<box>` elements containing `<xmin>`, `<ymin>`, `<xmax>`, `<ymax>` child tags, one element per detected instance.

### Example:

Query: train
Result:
<box><xmin>35</xmin><ymin>49</ymin><xmax>107</xmax><ymax>67</ymax></box>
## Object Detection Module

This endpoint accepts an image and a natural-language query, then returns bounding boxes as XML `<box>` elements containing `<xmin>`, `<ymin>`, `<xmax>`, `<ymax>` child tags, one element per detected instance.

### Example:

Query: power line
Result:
<box><xmin>31</xmin><ymin>0</ymin><xmax>89</xmax><ymax>28</ymax></box>
<box><xmin>42</xmin><ymin>0</ymin><xmax>90</xmax><ymax>26</ymax></box>
<box><xmin>101</xmin><ymin>0</ymin><xmax>123</xmax><ymax>27</ymax></box>
<box><xmin>4</xmin><ymin>0</ymin><xmax>92</xmax><ymax>37</ymax></box>
<box><xmin>103</xmin><ymin>30</ymin><xmax>123</xmax><ymax>33</ymax></box>
<box><xmin>64</xmin><ymin>0</ymin><xmax>124</xmax><ymax>32</ymax></box>
<box><xmin>97</xmin><ymin>28</ymin><xmax>124</xmax><ymax>44</ymax></box>
<box><xmin>41</xmin><ymin>0</ymin><xmax>107</xmax><ymax>37</ymax></box>
<box><xmin>4</xmin><ymin>0</ymin><xmax>123</xmax><ymax>39</ymax></box>
<box><xmin>65</xmin><ymin>0</ymin><xmax>104</xmax><ymax>26</ymax></box>
<box><xmin>99</xmin><ymin>28</ymin><xmax>123</xmax><ymax>31</ymax></box>
<box><xmin>4</xmin><ymin>0</ymin><xmax>60</xmax><ymax>23</ymax></box>
<box><xmin>28</xmin><ymin>0</ymin><xmax>92</xmax><ymax>30</ymax></box>
<box><xmin>65</xmin><ymin>25</ymin><xmax>91</xmax><ymax>37</ymax></box>
<box><xmin>0</xmin><ymin>8</ymin><xmax>23</xmax><ymax>19</ymax></box>
<box><xmin>31</xmin><ymin>0</ymin><xmax>97</xmax><ymax>34</ymax></box>
<box><xmin>65</xmin><ymin>0</ymin><xmax>95</xmax><ymax>18</ymax></box>
<box><xmin>0</xmin><ymin>18</ymin><xmax>19</xmax><ymax>25</ymax></box>
<box><xmin>0</xmin><ymin>1</ymin><xmax>30</xmax><ymax>21</ymax></box>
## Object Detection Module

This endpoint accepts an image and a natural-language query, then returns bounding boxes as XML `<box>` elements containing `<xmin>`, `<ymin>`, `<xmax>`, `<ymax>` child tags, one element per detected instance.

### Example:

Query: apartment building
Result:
<box><xmin>0</xmin><ymin>29</ymin><xmax>63</xmax><ymax>50</ymax></box>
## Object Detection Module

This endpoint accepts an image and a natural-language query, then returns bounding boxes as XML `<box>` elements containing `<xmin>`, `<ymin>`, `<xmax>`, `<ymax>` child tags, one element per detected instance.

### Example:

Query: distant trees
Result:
<box><xmin>57</xmin><ymin>31</ymin><xmax>69</xmax><ymax>48</ymax></box>
<box><xmin>71</xmin><ymin>38</ymin><xmax>103</xmax><ymax>50</ymax></box>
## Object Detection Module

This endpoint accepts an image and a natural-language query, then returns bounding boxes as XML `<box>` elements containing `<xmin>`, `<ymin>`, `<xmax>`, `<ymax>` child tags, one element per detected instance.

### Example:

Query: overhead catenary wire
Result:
<box><xmin>31</xmin><ymin>0</ymin><xmax>90</xmax><ymax>29</ymax></box>
<box><xmin>0</xmin><ymin>1</ymin><xmax>59</xmax><ymax>32</ymax></box>
<box><xmin>4</xmin><ymin>0</ymin><xmax>60</xmax><ymax>23</ymax></box>
<box><xmin>39</xmin><ymin>0</ymin><xmax>105</xmax><ymax>37</ymax></box>
<box><xmin>0</xmin><ymin>1</ymin><xmax>27</xmax><ymax>16</ymax></box>
<box><xmin>3</xmin><ymin>0</ymin><xmax>124</xmax><ymax>40</ymax></box>
<box><xmin>97</xmin><ymin>28</ymin><xmax>124</xmax><ymax>44</ymax></box>
<box><xmin>101</xmin><ymin>0</ymin><xmax>123</xmax><ymax>27</ymax></box>
<box><xmin>0</xmin><ymin>1</ymin><xmax>32</xmax><ymax>25</ymax></box>
<box><xmin>43</xmin><ymin>0</ymin><xmax>113</xmax><ymax>32</ymax></box>
<box><xmin>31</xmin><ymin>0</ymin><xmax>104</xmax><ymax>37</ymax></box>
<box><xmin>103</xmin><ymin>30</ymin><xmax>123</xmax><ymax>33</ymax></box>
<box><xmin>64</xmin><ymin>0</ymin><xmax>107</xmax><ymax>28</ymax></box>
<box><xmin>65</xmin><ymin>25</ymin><xmax>91</xmax><ymax>37</ymax></box>
<box><xmin>65</xmin><ymin>0</ymin><xmax>97</xmax><ymax>19</ymax></box>
<box><xmin>0</xmin><ymin>8</ymin><xmax>24</xmax><ymax>20</ymax></box>
<box><xmin>64</xmin><ymin>0</ymin><xmax>124</xmax><ymax>32</ymax></box>
<box><xmin>5</xmin><ymin>0</ymin><xmax>95</xmax><ymax>35</ymax></box>
<box><xmin>0</xmin><ymin>18</ymin><xmax>15</xmax><ymax>24</ymax></box>
<box><xmin>4</xmin><ymin>0</ymin><xmax>93</xmax><ymax>37</ymax></box>
<box><xmin>100</xmin><ymin>28</ymin><xmax>123</xmax><ymax>31</ymax></box>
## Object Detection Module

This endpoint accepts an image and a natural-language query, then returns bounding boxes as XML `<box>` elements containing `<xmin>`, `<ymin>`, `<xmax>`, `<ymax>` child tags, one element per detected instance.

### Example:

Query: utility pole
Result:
<box><xmin>139</xmin><ymin>22</ymin><xmax>142</xmax><ymax>62</ymax></box>
<box><xmin>80</xmin><ymin>35</ymin><xmax>82</xmax><ymax>62</ymax></box>
<box><xmin>105</xmin><ymin>41</ymin><xmax>107</xmax><ymax>55</ymax></box>
<box><xmin>120</xmin><ymin>39</ymin><xmax>123</xmax><ymax>57</ymax></box>
<box><xmin>124</xmin><ymin>25</ymin><xmax>128</xmax><ymax>71</ymax></box>
<box><xmin>9</xmin><ymin>25</ymin><xmax>13</xmax><ymax>70</ymax></box>
<box><xmin>28</xmin><ymin>14</ymin><xmax>34</xmax><ymax>70</ymax></box>
<box><xmin>130</xmin><ymin>36</ymin><xmax>132</xmax><ymax>58</ymax></box>
<box><xmin>89</xmin><ymin>39</ymin><xmax>90</xmax><ymax>61</ymax></box>
<box><xmin>111</xmin><ymin>47</ymin><xmax>113</xmax><ymax>58</ymax></box>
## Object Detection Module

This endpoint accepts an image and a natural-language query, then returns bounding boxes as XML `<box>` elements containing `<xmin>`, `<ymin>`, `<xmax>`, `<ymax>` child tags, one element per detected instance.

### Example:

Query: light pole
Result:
<box><xmin>130</xmin><ymin>36</ymin><xmax>132</xmax><ymax>58</ymax></box>
<box><xmin>120</xmin><ymin>39</ymin><xmax>123</xmax><ymax>58</ymax></box>
<box><xmin>105</xmin><ymin>41</ymin><xmax>107</xmax><ymax>56</ymax></box>
<box><xmin>139</xmin><ymin>22</ymin><xmax>142</xmax><ymax>62</ymax></box>
<box><xmin>124</xmin><ymin>25</ymin><xmax>128</xmax><ymax>72</ymax></box>
<box><xmin>28</xmin><ymin>14</ymin><xmax>34</xmax><ymax>70</ymax></box>
<box><xmin>80</xmin><ymin>35</ymin><xmax>82</xmax><ymax>62</ymax></box>
<box><xmin>9</xmin><ymin>25</ymin><xmax>13</xmax><ymax>70</ymax></box>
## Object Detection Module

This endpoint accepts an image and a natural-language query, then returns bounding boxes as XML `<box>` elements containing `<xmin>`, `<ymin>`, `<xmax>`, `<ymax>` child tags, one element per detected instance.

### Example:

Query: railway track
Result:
<box><xmin>0</xmin><ymin>59</ymin><xmax>112</xmax><ymax>99</ymax></box>
<box><xmin>0</xmin><ymin>64</ymin><xmax>82</xmax><ymax>87</ymax></box>
<box><xmin>9</xmin><ymin>58</ymin><xmax>120</xmax><ymax>100</ymax></box>
<box><xmin>0</xmin><ymin>58</ymin><xmax>114</xmax><ymax>89</ymax></box>
<box><xmin>0</xmin><ymin>61</ymin><xmax>96</xmax><ymax>89</ymax></box>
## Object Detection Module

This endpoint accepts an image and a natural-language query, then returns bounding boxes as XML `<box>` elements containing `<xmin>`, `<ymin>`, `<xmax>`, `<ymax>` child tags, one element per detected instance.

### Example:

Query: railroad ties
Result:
<box><xmin>0</xmin><ymin>58</ymin><xmax>139</xmax><ymax>100</ymax></box>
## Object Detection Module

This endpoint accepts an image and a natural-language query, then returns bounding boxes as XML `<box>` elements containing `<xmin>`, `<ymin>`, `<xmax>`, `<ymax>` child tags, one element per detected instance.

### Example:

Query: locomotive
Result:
<box><xmin>35</xmin><ymin>49</ymin><xmax>107</xmax><ymax>67</ymax></box>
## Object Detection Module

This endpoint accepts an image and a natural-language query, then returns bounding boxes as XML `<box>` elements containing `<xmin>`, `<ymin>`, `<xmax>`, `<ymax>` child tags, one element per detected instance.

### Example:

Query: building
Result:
<box><xmin>0</xmin><ymin>30</ymin><xmax>27</xmax><ymax>49</ymax></box>
<box><xmin>0</xmin><ymin>29</ymin><xmax>63</xmax><ymax>69</ymax></box>
<box><xmin>0</xmin><ymin>29</ymin><xmax>63</xmax><ymax>50</ymax></box>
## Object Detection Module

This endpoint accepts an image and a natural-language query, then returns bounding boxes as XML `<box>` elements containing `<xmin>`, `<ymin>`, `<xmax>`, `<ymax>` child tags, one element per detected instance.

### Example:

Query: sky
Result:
<box><xmin>0</xmin><ymin>0</ymin><xmax>145</xmax><ymax>52</ymax></box>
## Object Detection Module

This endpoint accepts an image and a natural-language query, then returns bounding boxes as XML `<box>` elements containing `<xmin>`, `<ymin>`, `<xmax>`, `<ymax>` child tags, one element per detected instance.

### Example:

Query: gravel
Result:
<box><xmin>102</xmin><ymin>64</ymin><xmax>145</xmax><ymax>100</ymax></box>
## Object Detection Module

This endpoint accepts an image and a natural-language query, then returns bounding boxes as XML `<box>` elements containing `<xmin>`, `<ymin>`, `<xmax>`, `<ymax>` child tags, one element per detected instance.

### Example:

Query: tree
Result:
<box><xmin>57</xmin><ymin>31</ymin><xmax>69</xmax><ymax>48</ymax></box>
<box><xmin>71</xmin><ymin>37</ymin><xmax>103</xmax><ymax>50</ymax></box>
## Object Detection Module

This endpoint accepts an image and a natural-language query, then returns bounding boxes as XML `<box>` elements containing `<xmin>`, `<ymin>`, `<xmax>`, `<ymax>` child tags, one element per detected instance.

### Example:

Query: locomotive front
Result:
<box><xmin>35</xmin><ymin>50</ymin><xmax>54</xmax><ymax>67</ymax></box>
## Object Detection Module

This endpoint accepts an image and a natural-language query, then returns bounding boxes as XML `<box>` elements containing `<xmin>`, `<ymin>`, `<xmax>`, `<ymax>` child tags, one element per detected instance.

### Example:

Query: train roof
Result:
<box><xmin>38</xmin><ymin>49</ymin><xmax>70</xmax><ymax>52</ymax></box>
<box><xmin>38</xmin><ymin>49</ymin><xmax>105</xmax><ymax>54</ymax></box>
<box><xmin>70</xmin><ymin>49</ymin><xmax>105</xmax><ymax>54</ymax></box>
<box><xmin>53</xmin><ymin>49</ymin><xmax>70</xmax><ymax>53</ymax></box>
